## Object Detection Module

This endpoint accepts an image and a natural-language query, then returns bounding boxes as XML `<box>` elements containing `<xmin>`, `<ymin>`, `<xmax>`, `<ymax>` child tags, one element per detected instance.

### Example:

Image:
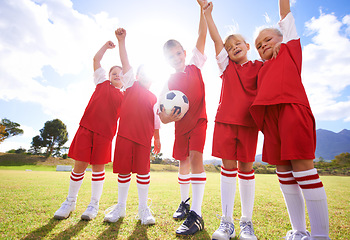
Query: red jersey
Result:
<box><xmin>168</xmin><ymin>65</ymin><xmax>207</xmax><ymax>136</ymax></box>
<box><xmin>216</xmin><ymin>60</ymin><xmax>262</xmax><ymax>127</ymax></box>
<box><xmin>117</xmin><ymin>81</ymin><xmax>157</xmax><ymax>147</ymax></box>
<box><xmin>80</xmin><ymin>80</ymin><xmax>124</xmax><ymax>140</ymax></box>
<box><xmin>250</xmin><ymin>39</ymin><xmax>311</xmax><ymax>130</ymax></box>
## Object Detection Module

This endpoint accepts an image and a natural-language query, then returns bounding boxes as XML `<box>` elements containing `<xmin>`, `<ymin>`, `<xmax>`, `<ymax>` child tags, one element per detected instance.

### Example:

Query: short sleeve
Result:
<box><xmin>189</xmin><ymin>47</ymin><xmax>207</xmax><ymax>70</ymax></box>
<box><xmin>216</xmin><ymin>48</ymin><xmax>229</xmax><ymax>76</ymax></box>
<box><xmin>120</xmin><ymin>68</ymin><xmax>136</xmax><ymax>90</ymax></box>
<box><xmin>94</xmin><ymin>67</ymin><xmax>109</xmax><ymax>85</ymax></box>
<box><xmin>279</xmin><ymin>12</ymin><xmax>299</xmax><ymax>43</ymax></box>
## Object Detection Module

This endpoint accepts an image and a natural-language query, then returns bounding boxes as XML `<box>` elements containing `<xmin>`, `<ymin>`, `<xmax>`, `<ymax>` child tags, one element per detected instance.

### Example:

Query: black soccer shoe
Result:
<box><xmin>173</xmin><ymin>197</ymin><xmax>190</xmax><ymax>220</ymax></box>
<box><xmin>175</xmin><ymin>210</ymin><xmax>204</xmax><ymax>236</ymax></box>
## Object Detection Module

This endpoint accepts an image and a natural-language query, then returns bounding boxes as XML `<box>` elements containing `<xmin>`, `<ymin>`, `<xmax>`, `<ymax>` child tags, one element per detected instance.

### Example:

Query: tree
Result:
<box><xmin>0</xmin><ymin>118</ymin><xmax>24</xmax><ymax>144</ymax></box>
<box><xmin>332</xmin><ymin>152</ymin><xmax>350</xmax><ymax>165</ymax></box>
<box><xmin>150</xmin><ymin>146</ymin><xmax>163</xmax><ymax>164</ymax></box>
<box><xmin>31</xmin><ymin>119</ymin><xmax>68</xmax><ymax>157</ymax></box>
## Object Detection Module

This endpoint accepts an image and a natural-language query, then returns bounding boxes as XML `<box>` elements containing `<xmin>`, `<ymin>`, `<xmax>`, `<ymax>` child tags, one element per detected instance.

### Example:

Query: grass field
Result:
<box><xmin>0</xmin><ymin>169</ymin><xmax>349</xmax><ymax>239</ymax></box>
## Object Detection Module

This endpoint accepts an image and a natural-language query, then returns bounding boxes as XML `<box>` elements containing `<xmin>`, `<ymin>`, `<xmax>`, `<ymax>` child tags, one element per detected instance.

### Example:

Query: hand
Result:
<box><xmin>203</xmin><ymin>1</ymin><xmax>213</xmax><ymax>14</ymax></box>
<box><xmin>197</xmin><ymin>0</ymin><xmax>209</xmax><ymax>9</ymax></box>
<box><xmin>153</xmin><ymin>138</ymin><xmax>161</xmax><ymax>154</ymax></box>
<box><xmin>105</xmin><ymin>41</ymin><xmax>115</xmax><ymax>49</ymax></box>
<box><xmin>272</xmin><ymin>42</ymin><xmax>282</xmax><ymax>59</ymax></box>
<box><xmin>115</xmin><ymin>28</ymin><xmax>126</xmax><ymax>41</ymax></box>
<box><xmin>159</xmin><ymin>108</ymin><xmax>182</xmax><ymax>124</ymax></box>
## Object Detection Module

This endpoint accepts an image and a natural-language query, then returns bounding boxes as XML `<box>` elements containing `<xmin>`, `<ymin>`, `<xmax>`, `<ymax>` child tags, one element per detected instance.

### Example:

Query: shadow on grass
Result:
<box><xmin>51</xmin><ymin>219</ymin><xmax>89</xmax><ymax>240</ymax></box>
<box><xmin>21</xmin><ymin>218</ymin><xmax>59</xmax><ymax>240</ymax></box>
<box><xmin>127</xmin><ymin>220</ymin><xmax>153</xmax><ymax>240</ymax></box>
<box><xmin>175</xmin><ymin>229</ymin><xmax>211</xmax><ymax>240</ymax></box>
<box><xmin>96</xmin><ymin>218</ymin><xmax>124</xmax><ymax>239</ymax></box>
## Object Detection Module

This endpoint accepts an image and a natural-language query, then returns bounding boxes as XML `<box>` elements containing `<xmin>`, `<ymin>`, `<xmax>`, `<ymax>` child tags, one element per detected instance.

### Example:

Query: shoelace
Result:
<box><xmin>216</xmin><ymin>215</ymin><xmax>234</xmax><ymax>234</ymax></box>
<box><xmin>282</xmin><ymin>230</ymin><xmax>306</xmax><ymax>240</ymax></box>
<box><xmin>177</xmin><ymin>197</ymin><xmax>190</xmax><ymax>213</ymax></box>
<box><xmin>104</xmin><ymin>204</ymin><xmax>122</xmax><ymax>215</ymax></box>
<box><xmin>135</xmin><ymin>198</ymin><xmax>154</xmax><ymax>220</ymax></box>
<box><xmin>239</xmin><ymin>221</ymin><xmax>255</xmax><ymax>238</ymax></box>
<box><xmin>182</xmin><ymin>211</ymin><xmax>197</xmax><ymax>227</ymax></box>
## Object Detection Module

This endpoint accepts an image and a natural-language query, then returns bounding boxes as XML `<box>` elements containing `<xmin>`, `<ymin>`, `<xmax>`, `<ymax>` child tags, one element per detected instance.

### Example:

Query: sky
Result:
<box><xmin>0</xmin><ymin>0</ymin><xmax>350</xmax><ymax>160</ymax></box>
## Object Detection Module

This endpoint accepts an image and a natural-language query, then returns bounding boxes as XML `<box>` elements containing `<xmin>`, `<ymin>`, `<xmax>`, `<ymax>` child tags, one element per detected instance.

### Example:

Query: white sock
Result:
<box><xmin>221</xmin><ymin>166</ymin><xmax>237</xmax><ymax>222</ymax></box>
<box><xmin>190</xmin><ymin>172</ymin><xmax>206</xmax><ymax>216</ymax></box>
<box><xmin>67</xmin><ymin>170</ymin><xmax>85</xmax><ymax>201</ymax></box>
<box><xmin>293</xmin><ymin>169</ymin><xmax>329</xmax><ymax>238</ymax></box>
<box><xmin>238</xmin><ymin>169</ymin><xmax>255</xmax><ymax>221</ymax></box>
<box><xmin>118</xmin><ymin>173</ymin><xmax>131</xmax><ymax>207</ymax></box>
<box><xmin>137</xmin><ymin>173</ymin><xmax>150</xmax><ymax>209</ymax></box>
<box><xmin>277</xmin><ymin>170</ymin><xmax>306</xmax><ymax>233</ymax></box>
<box><xmin>178</xmin><ymin>173</ymin><xmax>190</xmax><ymax>202</ymax></box>
<box><xmin>90</xmin><ymin>170</ymin><xmax>105</xmax><ymax>203</ymax></box>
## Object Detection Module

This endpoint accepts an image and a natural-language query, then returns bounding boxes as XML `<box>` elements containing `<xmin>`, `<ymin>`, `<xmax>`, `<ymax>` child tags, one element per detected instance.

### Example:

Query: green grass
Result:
<box><xmin>0</xmin><ymin>170</ymin><xmax>349</xmax><ymax>239</ymax></box>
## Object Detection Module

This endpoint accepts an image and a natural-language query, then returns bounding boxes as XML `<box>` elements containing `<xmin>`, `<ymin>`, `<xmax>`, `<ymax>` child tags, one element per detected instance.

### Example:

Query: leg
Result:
<box><xmin>54</xmin><ymin>160</ymin><xmax>88</xmax><ymax>219</ymax></box>
<box><xmin>291</xmin><ymin>160</ymin><xmax>330</xmax><ymax>239</ymax></box>
<box><xmin>276</xmin><ymin>164</ymin><xmax>308</xmax><ymax>237</ymax></box>
<box><xmin>104</xmin><ymin>172</ymin><xmax>130</xmax><ymax>223</ymax></box>
<box><xmin>212</xmin><ymin>159</ymin><xmax>237</xmax><ymax>240</ymax></box>
<box><xmin>173</xmin><ymin>158</ymin><xmax>191</xmax><ymax>220</ymax></box>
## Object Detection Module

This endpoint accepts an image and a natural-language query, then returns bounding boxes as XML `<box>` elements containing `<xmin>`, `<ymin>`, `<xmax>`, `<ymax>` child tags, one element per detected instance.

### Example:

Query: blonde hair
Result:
<box><xmin>258</xmin><ymin>28</ymin><xmax>283</xmax><ymax>38</ymax></box>
<box><xmin>224</xmin><ymin>34</ymin><xmax>247</xmax><ymax>50</ymax></box>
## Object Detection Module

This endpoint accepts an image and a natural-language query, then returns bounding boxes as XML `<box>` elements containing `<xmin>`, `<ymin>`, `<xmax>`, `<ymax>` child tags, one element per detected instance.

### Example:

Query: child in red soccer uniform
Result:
<box><xmin>54</xmin><ymin>41</ymin><xmax>124</xmax><ymax>220</ymax></box>
<box><xmin>202</xmin><ymin>1</ymin><xmax>262</xmax><ymax>239</ymax></box>
<box><xmin>159</xmin><ymin>1</ymin><xmax>207</xmax><ymax>236</ymax></box>
<box><xmin>103</xmin><ymin>28</ymin><xmax>161</xmax><ymax>225</ymax></box>
<box><xmin>251</xmin><ymin>0</ymin><xmax>330</xmax><ymax>239</ymax></box>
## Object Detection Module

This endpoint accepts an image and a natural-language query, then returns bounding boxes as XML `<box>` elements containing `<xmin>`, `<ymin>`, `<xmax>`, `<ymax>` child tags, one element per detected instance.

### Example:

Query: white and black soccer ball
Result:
<box><xmin>159</xmin><ymin>90</ymin><xmax>189</xmax><ymax>119</ymax></box>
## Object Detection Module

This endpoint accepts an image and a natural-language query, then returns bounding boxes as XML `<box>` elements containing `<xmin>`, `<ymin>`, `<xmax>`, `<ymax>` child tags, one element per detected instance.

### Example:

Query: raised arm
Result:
<box><xmin>195</xmin><ymin>0</ymin><xmax>208</xmax><ymax>54</ymax></box>
<box><xmin>203</xmin><ymin>2</ymin><xmax>224</xmax><ymax>56</ymax></box>
<box><xmin>115</xmin><ymin>28</ymin><xmax>131</xmax><ymax>74</ymax></box>
<box><xmin>279</xmin><ymin>0</ymin><xmax>291</xmax><ymax>20</ymax></box>
<box><xmin>93</xmin><ymin>41</ymin><xmax>115</xmax><ymax>72</ymax></box>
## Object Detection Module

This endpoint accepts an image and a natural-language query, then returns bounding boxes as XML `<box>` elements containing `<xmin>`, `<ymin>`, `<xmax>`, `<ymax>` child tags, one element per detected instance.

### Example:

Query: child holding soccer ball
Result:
<box><xmin>251</xmin><ymin>0</ymin><xmax>330</xmax><ymax>239</ymax></box>
<box><xmin>103</xmin><ymin>28</ymin><xmax>161</xmax><ymax>225</ymax></box>
<box><xmin>159</xmin><ymin>0</ymin><xmax>207</xmax><ymax>236</ymax></box>
<box><xmin>54</xmin><ymin>41</ymin><xmax>124</xmax><ymax>220</ymax></box>
<box><xmin>201</xmin><ymin>1</ymin><xmax>263</xmax><ymax>239</ymax></box>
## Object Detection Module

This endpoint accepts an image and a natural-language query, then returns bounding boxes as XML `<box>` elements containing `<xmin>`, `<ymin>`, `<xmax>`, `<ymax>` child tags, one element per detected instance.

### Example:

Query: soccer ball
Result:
<box><xmin>159</xmin><ymin>90</ymin><xmax>189</xmax><ymax>119</ymax></box>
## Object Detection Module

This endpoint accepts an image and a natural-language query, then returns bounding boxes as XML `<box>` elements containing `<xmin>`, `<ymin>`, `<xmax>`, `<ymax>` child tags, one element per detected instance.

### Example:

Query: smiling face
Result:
<box><xmin>255</xmin><ymin>28</ymin><xmax>283</xmax><ymax>61</ymax></box>
<box><xmin>224</xmin><ymin>34</ymin><xmax>250</xmax><ymax>65</ymax></box>
<box><xmin>109</xmin><ymin>66</ymin><xmax>123</xmax><ymax>88</ymax></box>
<box><xmin>163</xmin><ymin>40</ymin><xmax>186</xmax><ymax>72</ymax></box>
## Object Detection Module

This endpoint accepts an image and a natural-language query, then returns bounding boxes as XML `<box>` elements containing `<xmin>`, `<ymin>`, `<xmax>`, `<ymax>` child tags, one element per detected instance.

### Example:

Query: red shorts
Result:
<box><xmin>262</xmin><ymin>104</ymin><xmax>316</xmax><ymax>165</ymax></box>
<box><xmin>113</xmin><ymin>135</ymin><xmax>151</xmax><ymax>175</ymax></box>
<box><xmin>212</xmin><ymin>122</ymin><xmax>259</xmax><ymax>162</ymax></box>
<box><xmin>68</xmin><ymin>126</ymin><xmax>112</xmax><ymax>165</ymax></box>
<box><xmin>173</xmin><ymin>119</ymin><xmax>207</xmax><ymax>161</ymax></box>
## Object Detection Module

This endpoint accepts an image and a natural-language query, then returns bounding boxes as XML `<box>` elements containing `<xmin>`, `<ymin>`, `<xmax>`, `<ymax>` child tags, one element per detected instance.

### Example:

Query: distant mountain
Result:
<box><xmin>316</xmin><ymin>129</ymin><xmax>350</xmax><ymax>160</ymax></box>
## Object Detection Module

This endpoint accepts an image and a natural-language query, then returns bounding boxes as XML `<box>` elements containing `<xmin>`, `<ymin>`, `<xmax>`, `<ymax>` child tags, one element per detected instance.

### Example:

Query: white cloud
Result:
<box><xmin>0</xmin><ymin>0</ymin><xmax>119</xmax><ymax>119</ymax></box>
<box><xmin>302</xmin><ymin>12</ymin><xmax>350</xmax><ymax>122</ymax></box>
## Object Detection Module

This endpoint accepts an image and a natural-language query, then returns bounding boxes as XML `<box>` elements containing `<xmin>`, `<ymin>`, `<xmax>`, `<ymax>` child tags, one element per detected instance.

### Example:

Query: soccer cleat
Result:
<box><xmin>212</xmin><ymin>216</ymin><xmax>235</xmax><ymax>240</ymax></box>
<box><xmin>138</xmin><ymin>207</ymin><xmax>156</xmax><ymax>225</ymax></box>
<box><xmin>53</xmin><ymin>198</ymin><xmax>76</xmax><ymax>220</ymax></box>
<box><xmin>103</xmin><ymin>204</ymin><xmax>126</xmax><ymax>223</ymax></box>
<box><xmin>239</xmin><ymin>219</ymin><xmax>257</xmax><ymax>240</ymax></box>
<box><xmin>81</xmin><ymin>201</ymin><xmax>99</xmax><ymax>220</ymax></box>
<box><xmin>176</xmin><ymin>210</ymin><xmax>204</xmax><ymax>236</ymax></box>
<box><xmin>285</xmin><ymin>230</ymin><xmax>311</xmax><ymax>240</ymax></box>
<box><xmin>173</xmin><ymin>197</ymin><xmax>190</xmax><ymax>220</ymax></box>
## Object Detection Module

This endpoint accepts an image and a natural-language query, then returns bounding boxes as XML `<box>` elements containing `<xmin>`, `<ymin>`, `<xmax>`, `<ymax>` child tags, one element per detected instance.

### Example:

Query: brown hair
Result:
<box><xmin>109</xmin><ymin>65</ymin><xmax>122</xmax><ymax>76</ymax></box>
<box><xmin>163</xmin><ymin>39</ymin><xmax>184</xmax><ymax>52</ymax></box>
